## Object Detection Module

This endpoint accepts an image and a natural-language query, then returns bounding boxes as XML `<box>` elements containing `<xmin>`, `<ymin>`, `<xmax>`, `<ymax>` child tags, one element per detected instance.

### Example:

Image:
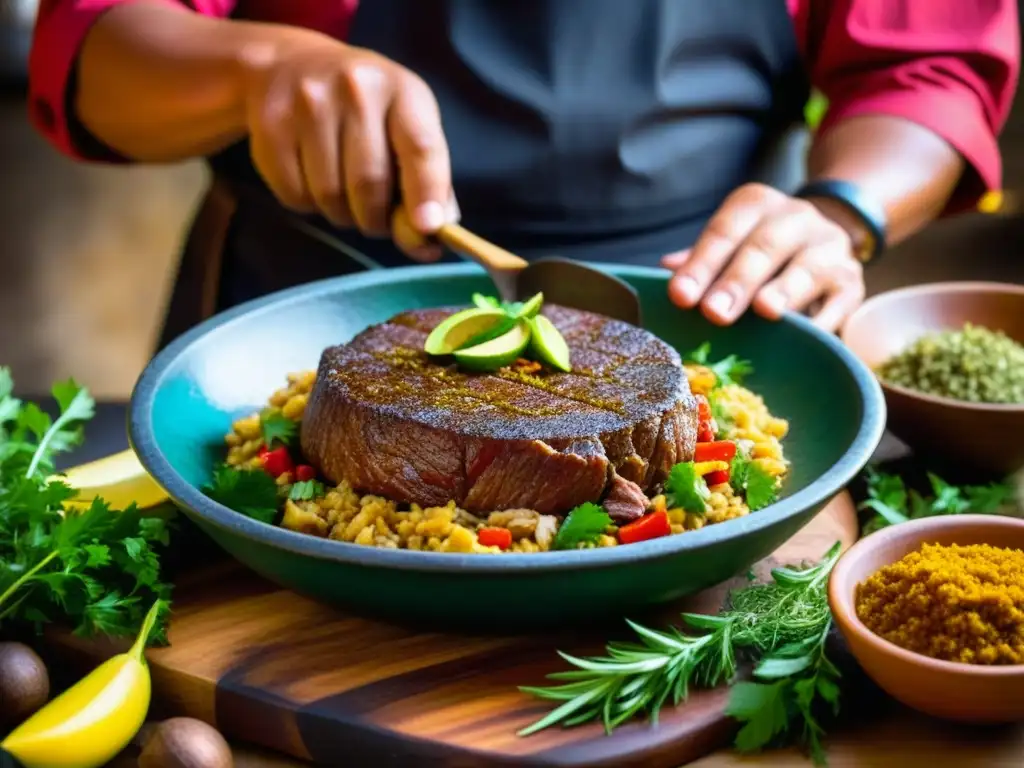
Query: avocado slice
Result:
<box><xmin>424</xmin><ymin>308</ymin><xmax>508</xmax><ymax>356</ymax></box>
<box><xmin>453</xmin><ymin>321</ymin><xmax>532</xmax><ymax>371</ymax></box>
<box><xmin>527</xmin><ymin>315</ymin><xmax>572</xmax><ymax>372</ymax></box>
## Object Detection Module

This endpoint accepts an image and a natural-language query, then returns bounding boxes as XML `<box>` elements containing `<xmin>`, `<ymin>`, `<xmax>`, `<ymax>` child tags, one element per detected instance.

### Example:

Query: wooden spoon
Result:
<box><xmin>436</xmin><ymin>224</ymin><xmax>525</xmax><ymax>304</ymax></box>
<box><xmin>431</xmin><ymin>220</ymin><xmax>643</xmax><ymax>326</ymax></box>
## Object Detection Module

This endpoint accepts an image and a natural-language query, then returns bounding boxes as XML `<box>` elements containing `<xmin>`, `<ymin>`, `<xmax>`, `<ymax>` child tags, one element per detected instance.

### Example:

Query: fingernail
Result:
<box><xmin>706</xmin><ymin>291</ymin><xmax>734</xmax><ymax>318</ymax></box>
<box><xmin>414</xmin><ymin>201</ymin><xmax>445</xmax><ymax>231</ymax></box>
<box><xmin>676</xmin><ymin>276</ymin><xmax>700</xmax><ymax>303</ymax></box>
<box><xmin>759</xmin><ymin>286</ymin><xmax>787</xmax><ymax>315</ymax></box>
<box><xmin>661</xmin><ymin>249</ymin><xmax>691</xmax><ymax>268</ymax></box>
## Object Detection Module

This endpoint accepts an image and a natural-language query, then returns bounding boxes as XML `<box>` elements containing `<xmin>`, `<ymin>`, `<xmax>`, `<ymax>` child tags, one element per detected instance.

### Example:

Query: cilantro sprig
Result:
<box><xmin>260</xmin><ymin>408</ymin><xmax>297</xmax><ymax>448</ymax></box>
<box><xmin>859</xmin><ymin>466</ymin><xmax>1015</xmax><ymax>536</ymax></box>
<box><xmin>521</xmin><ymin>542</ymin><xmax>843</xmax><ymax>766</ymax></box>
<box><xmin>551</xmin><ymin>502</ymin><xmax>612</xmax><ymax>550</ymax></box>
<box><xmin>203</xmin><ymin>464</ymin><xmax>280</xmax><ymax>524</ymax></box>
<box><xmin>730</xmin><ymin>453</ymin><xmax>779</xmax><ymax>512</ymax></box>
<box><xmin>0</xmin><ymin>368</ymin><xmax>173</xmax><ymax>640</ymax></box>
<box><xmin>686</xmin><ymin>342</ymin><xmax>754</xmax><ymax>388</ymax></box>
<box><xmin>665</xmin><ymin>461</ymin><xmax>710</xmax><ymax>514</ymax></box>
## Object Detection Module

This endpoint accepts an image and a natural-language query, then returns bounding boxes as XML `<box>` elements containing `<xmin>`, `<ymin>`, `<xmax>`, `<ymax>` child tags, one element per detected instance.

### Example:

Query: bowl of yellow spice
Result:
<box><xmin>829</xmin><ymin>515</ymin><xmax>1024</xmax><ymax>723</ymax></box>
<box><xmin>842</xmin><ymin>282</ymin><xmax>1024</xmax><ymax>475</ymax></box>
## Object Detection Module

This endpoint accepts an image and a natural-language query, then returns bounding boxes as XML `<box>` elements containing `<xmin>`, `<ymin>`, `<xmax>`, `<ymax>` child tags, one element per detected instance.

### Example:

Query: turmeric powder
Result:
<box><xmin>855</xmin><ymin>543</ymin><xmax>1024</xmax><ymax>665</ymax></box>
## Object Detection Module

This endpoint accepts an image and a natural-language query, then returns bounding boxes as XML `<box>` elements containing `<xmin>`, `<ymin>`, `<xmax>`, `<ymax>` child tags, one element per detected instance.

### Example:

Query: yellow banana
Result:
<box><xmin>1</xmin><ymin>601</ymin><xmax>164</xmax><ymax>768</ymax></box>
<box><xmin>57</xmin><ymin>449</ymin><xmax>168</xmax><ymax>511</ymax></box>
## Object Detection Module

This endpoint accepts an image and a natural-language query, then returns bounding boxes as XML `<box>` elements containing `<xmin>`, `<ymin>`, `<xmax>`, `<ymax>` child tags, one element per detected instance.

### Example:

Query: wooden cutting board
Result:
<box><xmin>47</xmin><ymin>494</ymin><xmax>857</xmax><ymax>768</ymax></box>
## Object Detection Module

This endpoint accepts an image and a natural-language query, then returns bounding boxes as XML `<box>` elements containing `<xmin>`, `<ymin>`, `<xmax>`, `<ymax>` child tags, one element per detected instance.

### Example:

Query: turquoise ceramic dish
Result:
<box><xmin>129</xmin><ymin>264</ymin><xmax>884</xmax><ymax>628</ymax></box>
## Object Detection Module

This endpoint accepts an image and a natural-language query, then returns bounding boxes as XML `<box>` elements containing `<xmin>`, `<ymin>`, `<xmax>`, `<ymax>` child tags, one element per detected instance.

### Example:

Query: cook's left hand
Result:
<box><xmin>662</xmin><ymin>183</ymin><xmax>866</xmax><ymax>333</ymax></box>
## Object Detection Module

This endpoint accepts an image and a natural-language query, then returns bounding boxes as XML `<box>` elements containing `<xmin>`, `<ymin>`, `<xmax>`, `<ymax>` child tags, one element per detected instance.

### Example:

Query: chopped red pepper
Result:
<box><xmin>257</xmin><ymin>444</ymin><xmax>270</xmax><ymax>459</ymax></box>
<box><xmin>694</xmin><ymin>440</ymin><xmax>737</xmax><ymax>463</ymax></box>
<box><xmin>478</xmin><ymin>527</ymin><xmax>513</xmax><ymax>550</ymax></box>
<box><xmin>695</xmin><ymin>395</ymin><xmax>715</xmax><ymax>442</ymax></box>
<box><xmin>705</xmin><ymin>469</ymin><xmax>730</xmax><ymax>486</ymax></box>
<box><xmin>295</xmin><ymin>464</ymin><xmax>317</xmax><ymax>482</ymax></box>
<box><xmin>617</xmin><ymin>509</ymin><xmax>671</xmax><ymax>545</ymax></box>
<box><xmin>262</xmin><ymin>446</ymin><xmax>294</xmax><ymax>478</ymax></box>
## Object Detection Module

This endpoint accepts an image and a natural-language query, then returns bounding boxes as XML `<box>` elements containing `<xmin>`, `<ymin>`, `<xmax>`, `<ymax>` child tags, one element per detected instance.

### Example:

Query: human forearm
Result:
<box><xmin>77</xmin><ymin>1</ymin><xmax>302</xmax><ymax>162</ymax></box>
<box><xmin>807</xmin><ymin>115</ymin><xmax>965</xmax><ymax>247</ymax></box>
<box><xmin>74</xmin><ymin>0</ymin><xmax>455</xmax><ymax>246</ymax></box>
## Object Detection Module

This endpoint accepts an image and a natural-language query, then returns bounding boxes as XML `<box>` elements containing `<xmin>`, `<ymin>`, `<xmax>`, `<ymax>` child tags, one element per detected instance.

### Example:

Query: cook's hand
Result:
<box><xmin>240</xmin><ymin>29</ymin><xmax>456</xmax><ymax>260</ymax></box>
<box><xmin>662</xmin><ymin>183</ymin><xmax>866</xmax><ymax>332</ymax></box>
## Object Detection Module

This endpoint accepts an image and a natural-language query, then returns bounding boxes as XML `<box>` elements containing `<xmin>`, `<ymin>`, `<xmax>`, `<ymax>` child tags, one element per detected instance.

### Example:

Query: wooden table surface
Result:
<box><xmin>111</xmin><ymin>705</ymin><xmax>1023</xmax><ymax>768</ymax></box>
<box><xmin>95</xmin><ymin>435</ymin><xmax>1023</xmax><ymax>766</ymax></box>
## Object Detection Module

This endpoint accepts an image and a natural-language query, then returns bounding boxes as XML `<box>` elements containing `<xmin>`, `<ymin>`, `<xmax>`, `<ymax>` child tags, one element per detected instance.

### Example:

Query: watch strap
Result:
<box><xmin>793</xmin><ymin>179</ymin><xmax>887</xmax><ymax>262</ymax></box>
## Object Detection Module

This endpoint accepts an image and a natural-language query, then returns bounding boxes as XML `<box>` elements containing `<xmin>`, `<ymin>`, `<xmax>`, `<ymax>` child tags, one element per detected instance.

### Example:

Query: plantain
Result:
<box><xmin>1</xmin><ymin>601</ymin><xmax>165</xmax><ymax>768</ymax></box>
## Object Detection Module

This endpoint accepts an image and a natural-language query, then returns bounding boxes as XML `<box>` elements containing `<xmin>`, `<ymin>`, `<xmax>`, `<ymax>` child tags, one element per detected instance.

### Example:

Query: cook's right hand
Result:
<box><xmin>240</xmin><ymin>30</ymin><xmax>456</xmax><ymax>261</ymax></box>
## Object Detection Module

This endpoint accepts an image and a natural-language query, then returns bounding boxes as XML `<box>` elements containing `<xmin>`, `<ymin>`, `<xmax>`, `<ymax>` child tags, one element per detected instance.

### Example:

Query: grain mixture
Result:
<box><xmin>223</xmin><ymin>364</ymin><xmax>789</xmax><ymax>553</ymax></box>
<box><xmin>856</xmin><ymin>542</ymin><xmax>1024</xmax><ymax>665</ymax></box>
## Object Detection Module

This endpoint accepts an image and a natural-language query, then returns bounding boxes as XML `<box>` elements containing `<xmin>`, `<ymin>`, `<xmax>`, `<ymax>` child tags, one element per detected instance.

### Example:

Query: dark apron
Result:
<box><xmin>156</xmin><ymin>0</ymin><xmax>809</xmax><ymax>350</ymax></box>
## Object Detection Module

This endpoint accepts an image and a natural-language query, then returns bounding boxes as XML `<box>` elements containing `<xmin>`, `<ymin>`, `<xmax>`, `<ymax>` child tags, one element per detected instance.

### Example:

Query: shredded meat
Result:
<box><xmin>602</xmin><ymin>474</ymin><xmax>649</xmax><ymax>523</ymax></box>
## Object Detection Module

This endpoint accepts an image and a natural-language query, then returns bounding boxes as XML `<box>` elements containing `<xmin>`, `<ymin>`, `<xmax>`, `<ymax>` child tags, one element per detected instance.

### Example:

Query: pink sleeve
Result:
<box><xmin>28</xmin><ymin>0</ymin><xmax>238</xmax><ymax>161</ymax></box>
<box><xmin>798</xmin><ymin>0</ymin><xmax>1020</xmax><ymax>213</ymax></box>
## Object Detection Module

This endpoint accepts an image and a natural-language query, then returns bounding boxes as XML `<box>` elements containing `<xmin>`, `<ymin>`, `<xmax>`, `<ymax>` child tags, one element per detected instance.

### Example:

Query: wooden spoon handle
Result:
<box><xmin>436</xmin><ymin>224</ymin><xmax>529</xmax><ymax>272</ymax></box>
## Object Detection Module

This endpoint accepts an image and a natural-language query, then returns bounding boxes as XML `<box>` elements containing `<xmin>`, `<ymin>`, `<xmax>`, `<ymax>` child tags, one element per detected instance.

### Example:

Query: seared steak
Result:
<box><xmin>300</xmin><ymin>305</ymin><xmax>698</xmax><ymax>515</ymax></box>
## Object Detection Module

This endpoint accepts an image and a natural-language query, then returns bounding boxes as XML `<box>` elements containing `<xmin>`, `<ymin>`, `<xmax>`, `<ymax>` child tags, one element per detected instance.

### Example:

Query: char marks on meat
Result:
<box><xmin>300</xmin><ymin>305</ymin><xmax>698</xmax><ymax>515</ymax></box>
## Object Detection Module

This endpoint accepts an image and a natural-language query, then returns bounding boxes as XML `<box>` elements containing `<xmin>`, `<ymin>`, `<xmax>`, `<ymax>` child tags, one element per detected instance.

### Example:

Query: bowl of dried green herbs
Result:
<box><xmin>842</xmin><ymin>282</ymin><xmax>1024</xmax><ymax>476</ymax></box>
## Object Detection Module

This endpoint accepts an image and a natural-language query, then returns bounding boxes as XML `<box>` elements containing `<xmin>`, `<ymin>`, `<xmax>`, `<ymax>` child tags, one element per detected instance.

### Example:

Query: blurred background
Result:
<box><xmin>0</xmin><ymin>1</ymin><xmax>1021</xmax><ymax>399</ymax></box>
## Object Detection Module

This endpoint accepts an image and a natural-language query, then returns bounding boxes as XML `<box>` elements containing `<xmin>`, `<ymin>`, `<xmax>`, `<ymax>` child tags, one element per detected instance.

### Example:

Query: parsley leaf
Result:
<box><xmin>0</xmin><ymin>368</ymin><xmax>20</xmax><ymax>427</ymax></box>
<box><xmin>0</xmin><ymin>372</ymin><xmax>173</xmax><ymax>642</ymax></box>
<box><xmin>685</xmin><ymin>342</ymin><xmax>754</xmax><ymax>388</ymax></box>
<box><xmin>552</xmin><ymin>502</ymin><xmax>612</xmax><ymax>550</ymax></box>
<box><xmin>730</xmin><ymin>454</ymin><xmax>778</xmax><ymax>511</ymax></box>
<box><xmin>665</xmin><ymin>461</ymin><xmax>710</xmax><ymax>515</ymax></box>
<box><xmin>26</xmin><ymin>378</ymin><xmax>95</xmax><ymax>477</ymax></box>
<box><xmin>728</xmin><ymin>680</ymin><xmax>790</xmax><ymax>753</ymax></box>
<box><xmin>260</xmin><ymin>409</ymin><xmax>297</xmax><ymax>448</ymax></box>
<box><xmin>859</xmin><ymin>467</ymin><xmax>1015</xmax><ymax>536</ymax></box>
<box><xmin>204</xmin><ymin>464</ymin><xmax>280</xmax><ymax>524</ymax></box>
<box><xmin>289</xmin><ymin>479</ymin><xmax>326</xmax><ymax>501</ymax></box>
<box><xmin>965</xmin><ymin>481</ymin><xmax>1016</xmax><ymax>512</ymax></box>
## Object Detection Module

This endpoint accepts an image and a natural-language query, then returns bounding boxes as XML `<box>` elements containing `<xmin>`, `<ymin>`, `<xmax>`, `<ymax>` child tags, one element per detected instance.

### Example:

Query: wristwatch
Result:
<box><xmin>793</xmin><ymin>179</ymin><xmax>887</xmax><ymax>263</ymax></box>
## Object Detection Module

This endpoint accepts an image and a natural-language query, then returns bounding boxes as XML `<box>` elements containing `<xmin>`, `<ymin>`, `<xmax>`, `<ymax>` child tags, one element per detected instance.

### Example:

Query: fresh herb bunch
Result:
<box><xmin>686</xmin><ymin>342</ymin><xmax>754</xmax><ymax>388</ymax></box>
<box><xmin>859</xmin><ymin>466</ymin><xmax>1015</xmax><ymax>536</ymax></box>
<box><xmin>0</xmin><ymin>368</ymin><xmax>173</xmax><ymax>639</ymax></box>
<box><xmin>520</xmin><ymin>542</ymin><xmax>843</xmax><ymax>766</ymax></box>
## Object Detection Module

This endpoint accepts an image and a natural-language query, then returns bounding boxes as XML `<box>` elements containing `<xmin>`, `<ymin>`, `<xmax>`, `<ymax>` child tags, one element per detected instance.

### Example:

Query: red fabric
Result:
<box><xmin>792</xmin><ymin>0</ymin><xmax>1019</xmax><ymax>212</ymax></box>
<box><xmin>29</xmin><ymin>0</ymin><xmax>1020</xmax><ymax>210</ymax></box>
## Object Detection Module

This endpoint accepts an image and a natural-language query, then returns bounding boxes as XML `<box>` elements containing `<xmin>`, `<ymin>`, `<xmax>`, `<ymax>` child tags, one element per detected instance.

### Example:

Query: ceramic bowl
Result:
<box><xmin>841</xmin><ymin>282</ymin><xmax>1024</xmax><ymax>476</ymax></box>
<box><xmin>829</xmin><ymin>515</ymin><xmax>1024</xmax><ymax>723</ymax></box>
<box><xmin>130</xmin><ymin>263</ymin><xmax>885</xmax><ymax>629</ymax></box>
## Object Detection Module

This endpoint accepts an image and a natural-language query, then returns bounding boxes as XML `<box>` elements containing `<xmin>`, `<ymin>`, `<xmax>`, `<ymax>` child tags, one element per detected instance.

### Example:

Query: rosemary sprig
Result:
<box><xmin>519</xmin><ymin>542</ymin><xmax>843</xmax><ymax>765</ymax></box>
